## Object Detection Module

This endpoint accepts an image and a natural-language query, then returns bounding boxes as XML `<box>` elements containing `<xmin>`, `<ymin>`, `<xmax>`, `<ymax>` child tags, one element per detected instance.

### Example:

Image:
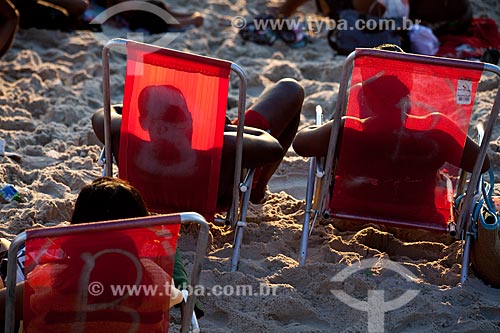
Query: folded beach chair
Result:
<box><xmin>4</xmin><ymin>212</ymin><xmax>209</xmax><ymax>333</ymax></box>
<box><xmin>101</xmin><ymin>39</ymin><xmax>251</xmax><ymax>272</ymax></box>
<box><xmin>299</xmin><ymin>48</ymin><xmax>500</xmax><ymax>284</ymax></box>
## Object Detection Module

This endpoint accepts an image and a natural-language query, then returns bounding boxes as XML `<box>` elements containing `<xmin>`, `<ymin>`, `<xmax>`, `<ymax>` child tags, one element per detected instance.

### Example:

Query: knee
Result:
<box><xmin>91</xmin><ymin>108</ymin><xmax>105</xmax><ymax>140</ymax></box>
<box><xmin>275</xmin><ymin>78</ymin><xmax>305</xmax><ymax>103</ymax></box>
<box><xmin>74</xmin><ymin>1</ymin><xmax>89</xmax><ymax>17</ymax></box>
<box><xmin>91</xmin><ymin>108</ymin><xmax>104</xmax><ymax>125</ymax></box>
<box><xmin>62</xmin><ymin>0</ymin><xmax>89</xmax><ymax>17</ymax></box>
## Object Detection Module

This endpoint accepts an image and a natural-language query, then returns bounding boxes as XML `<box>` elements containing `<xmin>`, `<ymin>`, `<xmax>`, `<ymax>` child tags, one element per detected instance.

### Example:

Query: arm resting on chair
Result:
<box><xmin>293</xmin><ymin>121</ymin><xmax>491</xmax><ymax>174</ymax></box>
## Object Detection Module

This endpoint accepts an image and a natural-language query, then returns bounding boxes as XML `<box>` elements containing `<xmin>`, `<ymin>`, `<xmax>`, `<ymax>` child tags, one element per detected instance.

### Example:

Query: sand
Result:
<box><xmin>1</xmin><ymin>0</ymin><xmax>500</xmax><ymax>332</ymax></box>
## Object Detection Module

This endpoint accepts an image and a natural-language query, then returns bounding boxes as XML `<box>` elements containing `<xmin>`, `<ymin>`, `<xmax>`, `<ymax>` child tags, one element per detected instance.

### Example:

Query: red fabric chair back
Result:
<box><xmin>330</xmin><ymin>53</ymin><xmax>483</xmax><ymax>231</ymax></box>
<box><xmin>119</xmin><ymin>42</ymin><xmax>231</xmax><ymax>218</ymax></box>
<box><xmin>23</xmin><ymin>218</ymin><xmax>180</xmax><ymax>333</ymax></box>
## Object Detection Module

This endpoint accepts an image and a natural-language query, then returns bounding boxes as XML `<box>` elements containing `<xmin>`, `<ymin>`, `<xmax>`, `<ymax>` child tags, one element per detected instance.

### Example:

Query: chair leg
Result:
<box><xmin>299</xmin><ymin>157</ymin><xmax>317</xmax><ymax>266</ymax></box>
<box><xmin>98</xmin><ymin>148</ymin><xmax>107</xmax><ymax>176</ymax></box>
<box><xmin>299</xmin><ymin>213</ymin><xmax>311</xmax><ymax>267</ymax></box>
<box><xmin>230</xmin><ymin>169</ymin><xmax>254</xmax><ymax>271</ymax></box>
<box><xmin>460</xmin><ymin>227</ymin><xmax>473</xmax><ymax>284</ymax></box>
<box><xmin>181</xmin><ymin>290</ymin><xmax>200</xmax><ymax>333</ymax></box>
<box><xmin>231</xmin><ymin>223</ymin><xmax>245</xmax><ymax>272</ymax></box>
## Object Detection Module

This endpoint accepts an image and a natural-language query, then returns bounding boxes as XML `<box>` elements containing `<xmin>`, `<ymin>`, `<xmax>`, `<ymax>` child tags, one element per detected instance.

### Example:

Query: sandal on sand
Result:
<box><xmin>239</xmin><ymin>14</ymin><xmax>278</xmax><ymax>46</ymax></box>
<box><xmin>275</xmin><ymin>17</ymin><xmax>311</xmax><ymax>49</ymax></box>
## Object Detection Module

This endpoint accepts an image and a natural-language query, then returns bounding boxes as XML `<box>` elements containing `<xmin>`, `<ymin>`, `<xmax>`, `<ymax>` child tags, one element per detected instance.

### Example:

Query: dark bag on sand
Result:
<box><xmin>327</xmin><ymin>9</ymin><xmax>406</xmax><ymax>55</ymax></box>
<box><xmin>409</xmin><ymin>0</ymin><xmax>472</xmax><ymax>36</ymax></box>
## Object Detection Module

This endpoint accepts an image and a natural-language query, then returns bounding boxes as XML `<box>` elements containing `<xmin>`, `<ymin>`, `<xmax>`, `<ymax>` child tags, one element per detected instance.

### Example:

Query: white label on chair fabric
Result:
<box><xmin>456</xmin><ymin>80</ymin><xmax>473</xmax><ymax>105</ymax></box>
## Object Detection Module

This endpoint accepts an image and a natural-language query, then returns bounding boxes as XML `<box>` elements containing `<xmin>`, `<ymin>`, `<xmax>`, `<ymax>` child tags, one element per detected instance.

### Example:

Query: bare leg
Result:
<box><xmin>91</xmin><ymin>105</ymin><xmax>123</xmax><ymax>164</ymax></box>
<box><xmin>277</xmin><ymin>0</ymin><xmax>311</xmax><ymax>16</ymax></box>
<box><xmin>0</xmin><ymin>0</ymin><xmax>19</xmax><ymax>59</ymax></box>
<box><xmin>247</xmin><ymin>78</ymin><xmax>304</xmax><ymax>203</ymax></box>
<box><xmin>45</xmin><ymin>0</ymin><xmax>89</xmax><ymax>18</ymax></box>
<box><xmin>105</xmin><ymin>0</ymin><xmax>203</xmax><ymax>29</ymax></box>
<box><xmin>170</xmin><ymin>14</ymin><xmax>203</xmax><ymax>29</ymax></box>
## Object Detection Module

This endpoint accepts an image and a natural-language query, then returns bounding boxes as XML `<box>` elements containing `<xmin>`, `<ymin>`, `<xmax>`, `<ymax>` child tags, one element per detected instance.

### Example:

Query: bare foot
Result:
<box><xmin>166</xmin><ymin>12</ymin><xmax>203</xmax><ymax>31</ymax></box>
<box><xmin>174</xmin><ymin>13</ymin><xmax>203</xmax><ymax>28</ymax></box>
<box><xmin>250</xmin><ymin>184</ymin><xmax>269</xmax><ymax>204</ymax></box>
<box><xmin>164</xmin><ymin>4</ymin><xmax>199</xmax><ymax>19</ymax></box>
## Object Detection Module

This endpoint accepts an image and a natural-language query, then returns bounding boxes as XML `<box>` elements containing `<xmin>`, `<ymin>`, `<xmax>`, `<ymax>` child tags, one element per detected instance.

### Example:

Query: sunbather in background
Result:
<box><xmin>0</xmin><ymin>0</ymin><xmax>89</xmax><ymax>40</ymax></box>
<box><xmin>92</xmin><ymin>78</ymin><xmax>304</xmax><ymax>206</ymax></box>
<box><xmin>272</xmin><ymin>0</ymin><xmax>471</xmax><ymax>29</ymax></box>
<box><xmin>0</xmin><ymin>0</ymin><xmax>202</xmax><ymax>49</ymax></box>
<box><xmin>82</xmin><ymin>0</ymin><xmax>203</xmax><ymax>33</ymax></box>
<box><xmin>242</xmin><ymin>0</ymin><xmax>472</xmax><ymax>47</ymax></box>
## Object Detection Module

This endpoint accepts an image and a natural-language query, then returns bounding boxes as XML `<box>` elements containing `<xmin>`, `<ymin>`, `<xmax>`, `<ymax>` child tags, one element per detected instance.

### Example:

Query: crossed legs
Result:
<box><xmin>244</xmin><ymin>78</ymin><xmax>304</xmax><ymax>202</ymax></box>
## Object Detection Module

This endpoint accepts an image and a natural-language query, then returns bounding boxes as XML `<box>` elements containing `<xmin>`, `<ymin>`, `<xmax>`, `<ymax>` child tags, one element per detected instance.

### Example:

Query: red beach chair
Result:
<box><xmin>101</xmin><ymin>39</ymin><xmax>251</xmax><ymax>272</ymax></box>
<box><xmin>4</xmin><ymin>213</ymin><xmax>209</xmax><ymax>333</ymax></box>
<box><xmin>299</xmin><ymin>48</ymin><xmax>500</xmax><ymax>284</ymax></box>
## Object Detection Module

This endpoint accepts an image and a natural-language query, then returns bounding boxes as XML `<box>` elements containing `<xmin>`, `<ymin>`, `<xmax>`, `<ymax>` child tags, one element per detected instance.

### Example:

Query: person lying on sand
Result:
<box><xmin>88</xmin><ymin>0</ymin><xmax>204</xmax><ymax>32</ymax></box>
<box><xmin>92</xmin><ymin>78</ymin><xmax>304</xmax><ymax>206</ymax></box>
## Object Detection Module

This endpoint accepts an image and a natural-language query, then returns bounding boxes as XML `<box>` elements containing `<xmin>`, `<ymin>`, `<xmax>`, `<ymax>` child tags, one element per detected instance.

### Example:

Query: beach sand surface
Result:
<box><xmin>0</xmin><ymin>0</ymin><xmax>499</xmax><ymax>331</ymax></box>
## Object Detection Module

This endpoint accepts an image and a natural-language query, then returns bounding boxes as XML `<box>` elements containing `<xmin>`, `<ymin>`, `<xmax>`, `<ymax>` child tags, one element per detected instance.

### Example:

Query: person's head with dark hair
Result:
<box><xmin>374</xmin><ymin>43</ymin><xmax>405</xmax><ymax>52</ymax></box>
<box><xmin>71</xmin><ymin>177</ymin><xmax>149</xmax><ymax>224</ymax></box>
<box><xmin>359</xmin><ymin>75</ymin><xmax>411</xmax><ymax>129</ymax></box>
<box><xmin>362</xmin><ymin>75</ymin><xmax>410</xmax><ymax>109</ymax></box>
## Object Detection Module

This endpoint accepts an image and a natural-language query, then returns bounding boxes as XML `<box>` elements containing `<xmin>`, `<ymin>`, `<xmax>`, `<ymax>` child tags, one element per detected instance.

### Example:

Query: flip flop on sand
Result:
<box><xmin>239</xmin><ymin>14</ymin><xmax>278</xmax><ymax>46</ymax></box>
<box><xmin>239</xmin><ymin>14</ymin><xmax>310</xmax><ymax>48</ymax></box>
<box><xmin>275</xmin><ymin>17</ymin><xmax>311</xmax><ymax>49</ymax></box>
